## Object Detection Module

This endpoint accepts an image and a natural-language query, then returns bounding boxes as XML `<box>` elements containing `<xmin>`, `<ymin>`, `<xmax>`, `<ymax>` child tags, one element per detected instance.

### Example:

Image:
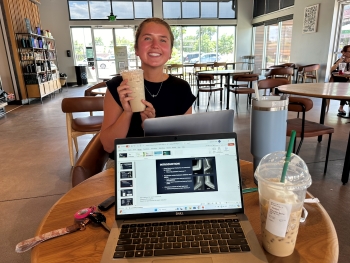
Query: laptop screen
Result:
<box><xmin>115</xmin><ymin>133</ymin><xmax>244</xmax><ymax>219</ymax></box>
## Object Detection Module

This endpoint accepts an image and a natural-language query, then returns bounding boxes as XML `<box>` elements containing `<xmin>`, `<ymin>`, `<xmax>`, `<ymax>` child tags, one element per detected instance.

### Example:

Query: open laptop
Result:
<box><xmin>143</xmin><ymin>110</ymin><xmax>234</xmax><ymax>136</ymax></box>
<box><xmin>100</xmin><ymin>132</ymin><xmax>268</xmax><ymax>263</ymax></box>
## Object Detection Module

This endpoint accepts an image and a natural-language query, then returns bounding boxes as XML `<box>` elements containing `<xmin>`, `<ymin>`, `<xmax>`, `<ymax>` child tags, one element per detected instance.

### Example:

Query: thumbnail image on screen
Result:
<box><xmin>120</xmin><ymin>180</ymin><xmax>133</xmax><ymax>188</ymax></box>
<box><xmin>156</xmin><ymin>157</ymin><xmax>218</xmax><ymax>194</ymax></box>
<box><xmin>120</xmin><ymin>171</ymin><xmax>133</xmax><ymax>178</ymax></box>
<box><xmin>121</xmin><ymin>198</ymin><xmax>133</xmax><ymax>206</ymax></box>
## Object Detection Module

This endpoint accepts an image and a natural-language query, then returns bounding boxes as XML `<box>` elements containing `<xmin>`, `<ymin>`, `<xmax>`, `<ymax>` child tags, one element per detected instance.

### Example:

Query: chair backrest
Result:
<box><xmin>288</xmin><ymin>97</ymin><xmax>313</xmax><ymax>113</ymax></box>
<box><xmin>194</xmin><ymin>63</ymin><xmax>211</xmax><ymax>73</ymax></box>
<box><xmin>269</xmin><ymin>63</ymin><xmax>295</xmax><ymax>69</ymax></box>
<box><xmin>84</xmin><ymin>82</ymin><xmax>106</xmax><ymax>96</ymax></box>
<box><xmin>61</xmin><ymin>96</ymin><xmax>104</xmax><ymax>113</ymax></box>
<box><xmin>169</xmin><ymin>64</ymin><xmax>183</xmax><ymax>73</ymax></box>
<box><xmin>258</xmin><ymin>78</ymin><xmax>290</xmax><ymax>89</ymax></box>
<box><xmin>213</xmin><ymin>62</ymin><xmax>227</xmax><ymax>70</ymax></box>
<box><xmin>265</xmin><ymin>67</ymin><xmax>293</xmax><ymax>82</ymax></box>
<box><xmin>197</xmin><ymin>74</ymin><xmax>214</xmax><ymax>82</ymax></box>
<box><xmin>71</xmin><ymin>132</ymin><xmax>109</xmax><ymax>187</ymax></box>
<box><xmin>233</xmin><ymin>74</ymin><xmax>259</xmax><ymax>82</ymax></box>
<box><xmin>302</xmin><ymin>64</ymin><xmax>320</xmax><ymax>73</ymax></box>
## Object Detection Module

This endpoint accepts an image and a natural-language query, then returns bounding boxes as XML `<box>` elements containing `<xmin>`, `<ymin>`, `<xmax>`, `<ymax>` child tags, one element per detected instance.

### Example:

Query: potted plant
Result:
<box><xmin>59</xmin><ymin>73</ymin><xmax>67</xmax><ymax>86</ymax></box>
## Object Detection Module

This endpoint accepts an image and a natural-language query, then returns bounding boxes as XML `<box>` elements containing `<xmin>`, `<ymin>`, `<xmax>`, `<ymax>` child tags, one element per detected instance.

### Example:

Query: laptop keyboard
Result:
<box><xmin>113</xmin><ymin>218</ymin><xmax>250</xmax><ymax>258</ymax></box>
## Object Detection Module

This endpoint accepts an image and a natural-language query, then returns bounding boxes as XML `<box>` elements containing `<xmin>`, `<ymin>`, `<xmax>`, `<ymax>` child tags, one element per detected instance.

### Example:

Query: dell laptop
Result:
<box><xmin>100</xmin><ymin>132</ymin><xmax>268</xmax><ymax>263</ymax></box>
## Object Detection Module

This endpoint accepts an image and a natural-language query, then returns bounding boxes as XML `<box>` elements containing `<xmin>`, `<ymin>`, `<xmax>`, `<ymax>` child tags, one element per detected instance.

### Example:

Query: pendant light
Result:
<box><xmin>107</xmin><ymin>0</ymin><xmax>116</xmax><ymax>21</ymax></box>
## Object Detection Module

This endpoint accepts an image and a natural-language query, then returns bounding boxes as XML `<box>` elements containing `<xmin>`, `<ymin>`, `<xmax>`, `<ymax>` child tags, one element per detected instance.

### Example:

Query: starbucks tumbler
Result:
<box><xmin>250</xmin><ymin>96</ymin><xmax>289</xmax><ymax>178</ymax></box>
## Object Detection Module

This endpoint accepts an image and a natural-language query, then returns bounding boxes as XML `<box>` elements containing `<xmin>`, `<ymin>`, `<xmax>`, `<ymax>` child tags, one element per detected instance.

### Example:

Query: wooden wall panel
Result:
<box><xmin>3</xmin><ymin>0</ymin><xmax>41</xmax><ymax>100</ymax></box>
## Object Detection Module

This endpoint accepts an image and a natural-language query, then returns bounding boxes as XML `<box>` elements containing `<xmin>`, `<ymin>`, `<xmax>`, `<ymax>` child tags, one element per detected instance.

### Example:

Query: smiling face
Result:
<box><xmin>135</xmin><ymin>21</ymin><xmax>173</xmax><ymax>70</ymax></box>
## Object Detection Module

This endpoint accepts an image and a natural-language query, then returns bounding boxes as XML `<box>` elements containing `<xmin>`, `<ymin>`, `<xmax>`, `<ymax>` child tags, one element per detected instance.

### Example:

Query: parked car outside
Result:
<box><xmin>183</xmin><ymin>52</ymin><xmax>199</xmax><ymax>63</ymax></box>
<box><xmin>190</xmin><ymin>53</ymin><xmax>221</xmax><ymax>63</ymax></box>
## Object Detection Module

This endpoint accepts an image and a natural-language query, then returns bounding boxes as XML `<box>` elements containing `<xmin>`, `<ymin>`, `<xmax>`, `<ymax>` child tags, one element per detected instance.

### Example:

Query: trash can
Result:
<box><xmin>250</xmin><ymin>95</ymin><xmax>289</xmax><ymax>183</ymax></box>
<box><xmin>75</xmin><ymin>66</ymin><xmax>88</xmax><ymax>85</ymax></box>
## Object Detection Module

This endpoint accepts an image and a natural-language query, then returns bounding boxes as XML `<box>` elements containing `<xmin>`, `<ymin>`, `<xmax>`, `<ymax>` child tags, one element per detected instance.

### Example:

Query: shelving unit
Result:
<box><xmin>15</xmin><ymin>33</ymin><xmax>61</xmax><ymax>103</ymax></box>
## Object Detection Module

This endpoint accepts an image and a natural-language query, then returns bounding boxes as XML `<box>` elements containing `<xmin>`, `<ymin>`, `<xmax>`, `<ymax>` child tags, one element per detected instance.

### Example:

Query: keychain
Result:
<box><xmin>15</xmin><ymin>218</ymin><xmax>89</xmax><ymax>253</ymax></box>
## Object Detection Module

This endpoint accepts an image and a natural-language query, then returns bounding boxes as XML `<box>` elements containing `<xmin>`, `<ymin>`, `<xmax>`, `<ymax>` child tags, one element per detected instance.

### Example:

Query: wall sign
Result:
<box><xmin>302</xmin><ymin>4</ymin><xmax>319</xmax><ymax>34</ymax></box>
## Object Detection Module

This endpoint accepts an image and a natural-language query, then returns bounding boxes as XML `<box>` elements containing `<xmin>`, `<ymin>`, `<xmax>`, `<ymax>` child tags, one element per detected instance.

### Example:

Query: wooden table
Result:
<box><xmin>198</xmin><ymin>70</ymin><xmax>252</xmax><ymax>109</ymax></box>
<box><xmin>278</xmin><ymin>82</ymin><xmax>350</xmax><ymax>184</ymax></box>
<box><xmin>91</xmin><ymin>87</ymin><xmax>107</xmax><ymax>96</ymax></box>
<box><xmin>31</xmin><ymin>160</ymin><xmax>338</xmax><ymax>263</ymax></box>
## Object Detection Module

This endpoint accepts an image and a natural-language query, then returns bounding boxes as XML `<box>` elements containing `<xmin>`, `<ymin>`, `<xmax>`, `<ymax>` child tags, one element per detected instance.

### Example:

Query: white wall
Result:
<box><xmin>290</xmin><ymin>0</ymin><xmax>338</xmax><ymax>82</ymax></box>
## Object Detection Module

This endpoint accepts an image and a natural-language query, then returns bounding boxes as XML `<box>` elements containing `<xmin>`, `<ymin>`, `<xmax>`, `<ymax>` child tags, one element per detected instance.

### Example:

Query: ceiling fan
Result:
<box><xmin>107</xmin><ymin>0</ymin><xmax>116</xmax><ymax>21</ymax></box>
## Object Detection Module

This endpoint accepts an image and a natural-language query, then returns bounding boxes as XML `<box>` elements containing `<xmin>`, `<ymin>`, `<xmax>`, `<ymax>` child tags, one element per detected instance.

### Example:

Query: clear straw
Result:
<box><xmin>280</xmin><ymin>130</ymin><xmax>296</xmax><ymax>183</ymax></box>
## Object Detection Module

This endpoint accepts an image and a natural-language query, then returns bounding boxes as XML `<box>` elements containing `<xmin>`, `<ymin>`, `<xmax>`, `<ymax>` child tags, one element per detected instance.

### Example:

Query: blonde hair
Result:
<box><xmin>135</xmin><ymin>18</ymin><xmax>174</xmax><ymax>49</ymax></box>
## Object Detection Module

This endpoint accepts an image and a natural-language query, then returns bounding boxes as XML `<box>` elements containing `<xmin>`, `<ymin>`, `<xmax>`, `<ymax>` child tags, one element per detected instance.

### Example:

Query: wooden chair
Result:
<box><xmin>287</xmin><ymin>97</ymin><xmax>334</xmax><ymax>174</ymax></box>
<box><xmin>258</xmin><ymin>78</ymin><xmax>290</xmax><ymax>96</ymax></box>
<box><xmin>61</xmin><ymin>96</ymin><xmax>104</xmax><ymax>166</ymax></box>
<box><xmin>85</xmin><ymin>82</ymin><xmax>107</xmax><ymax>116</ymax></box>
<box><xmin>84</xmin><ymin>82</ymin><xmax>106</xmax><ymax>96</ymax></box>
<box><xmin>229</xmin><ymin>74</ymin><xmax>259</xmax><ymax>107</ymax></box>
<box><xmin>297</xmin><ymin>64</ymin><xmax>320</xmax><ymax>83</ymax></box>
<box><xmin>265</xmin><ymin>67</ymin><xmax>294</xmax><ymax>83</ymax></box>
<box><xmin>196</xmin><ymin>74</ymin><xmax>223</xmax><ymax>108</ymax></box>
<box><xmin>71</xmin><ymin>132</ymin><xmax>109</xmax><ymax>187</ymax></box>
<box><xmin>168</xmin><ymin>64</ymin><xmax>184</xmax><ymax>79</ymax></box>
<box><xmin>213</xmin><ymin>62</ymin><xmax>227</xmax><ymax>85</ymax></box>
<box><xmin>191</xmin><ymin>63</ymin><xmax>211</xmax><ymax>85</ymax></box>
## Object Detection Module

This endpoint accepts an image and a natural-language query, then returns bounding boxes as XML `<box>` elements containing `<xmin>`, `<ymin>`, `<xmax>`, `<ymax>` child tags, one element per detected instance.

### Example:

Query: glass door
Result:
<box><xmin>93</xmin><ymin>29</ymin><xmax>115</xmax><ymax>80</ymax></box>
<box><xmin>265</xmin><ymin>23</ymin><xmax>279</xmax><ymax>68</ymax></box>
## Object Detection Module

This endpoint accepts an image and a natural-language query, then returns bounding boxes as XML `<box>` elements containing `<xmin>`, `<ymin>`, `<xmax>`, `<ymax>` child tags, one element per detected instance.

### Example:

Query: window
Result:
<box><xmin>252</xmin><ymin>18</ymin><xmax>293</xmax><ymax>74</ymax></box>
<box><xmin>68</xmin><ymin>0</ymin><xmax>152</xmax><ymax>20</ymax></box>
<box><xmin>253</xmin><ymin>0</ymin><xmax>294</xmax><ymax>18</ymax></box>
<box><xmin>163</xmin><ymin>0</ymin><xmax>236</xmax><ymax>19</ymax></box>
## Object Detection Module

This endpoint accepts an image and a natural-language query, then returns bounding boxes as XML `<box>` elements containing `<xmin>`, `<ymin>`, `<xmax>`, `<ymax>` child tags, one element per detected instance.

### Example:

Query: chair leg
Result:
<box><xmin>73</xmin><ymin>137</ymin><xmax>79</xmax><ymax>152</ymax></box>
<box><xmin>326</xmin><ymin>99</ymin><xmax>330</xmax><ymax>112</ymax></box>
<box><xmin>296</xmin><ymin>136</ymin><xmax>304</xmax><ymax>155</ymax></box>
<box><xmin>67</xmin><ymin>134</ymin><xmax>74</xmax><ymax>167</ymax></box>
<box><xmin>324</xmin><ymin>133</ymin><xmax>332</xmax><ymax>174</ymax></box>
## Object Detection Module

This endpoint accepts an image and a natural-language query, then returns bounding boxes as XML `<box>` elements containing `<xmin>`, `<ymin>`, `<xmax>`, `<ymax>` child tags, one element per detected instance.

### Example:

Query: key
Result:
<box><xmin>88</xmin><ymin>212</ymin><xmax>110</xmax><ymax>232</ymax></box>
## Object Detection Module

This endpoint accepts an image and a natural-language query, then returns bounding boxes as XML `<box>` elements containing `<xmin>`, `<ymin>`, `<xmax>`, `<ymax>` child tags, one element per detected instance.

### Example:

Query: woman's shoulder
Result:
<box><xmin>106</xmin><ymin>75</ymin><xmax>123</xmax><ymax>89</ymax></box>
<box><xmin>166</xmin><ymin>75</ymin><xmax>190</xmax><ymax>88</ymax></box>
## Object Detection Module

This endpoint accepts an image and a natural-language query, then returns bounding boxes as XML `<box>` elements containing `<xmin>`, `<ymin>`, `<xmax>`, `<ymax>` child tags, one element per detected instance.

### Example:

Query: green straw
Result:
<box><xmin>280</xmin><ymin>130</ymin><xmax>296</xmax><ymax>183</ymax></box>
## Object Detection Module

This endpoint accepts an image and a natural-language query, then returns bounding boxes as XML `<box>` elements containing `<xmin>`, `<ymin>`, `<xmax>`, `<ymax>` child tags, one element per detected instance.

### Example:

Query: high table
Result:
<box><xmin>278</xmin><ymin>82</ymin><xmax>350</xmax><ymax>184</ymax></box>
<box><xmin>31</xmin><ymin>161</ymin><xmax>338</xmax><ymax>263</ymax></box>
<box><xmin>198</xmin><ymin>70</ymin><xmax>252</xmax><ymax>109</ymax></box>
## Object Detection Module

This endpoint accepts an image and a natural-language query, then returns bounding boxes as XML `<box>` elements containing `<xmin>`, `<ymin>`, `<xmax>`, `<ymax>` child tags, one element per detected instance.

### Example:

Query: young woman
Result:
<box><xmin>330</xmin><ymin>45</ymin><xmax>350</xmax><ymax>115</ymax></box>
<box><xmin>100</xmin><ymin>18</ymin><xmax>196</xmax><ymax>167</ymax></box>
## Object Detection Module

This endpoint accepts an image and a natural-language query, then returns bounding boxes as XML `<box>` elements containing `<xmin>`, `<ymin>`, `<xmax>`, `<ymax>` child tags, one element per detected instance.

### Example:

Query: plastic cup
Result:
<box><xmin>254</xmin><ymin>151</ymin><xmax>312</xmax><ymax>257</ymax></box>
<box><xmin>121</xmin><ymin>69</ymin><xmax>146</xmax><ymax>112</ymax></box>
<box><xmin>339</xmin><ymin>63</ymin><xmax>346</xmax><ymax>75</ymax></box>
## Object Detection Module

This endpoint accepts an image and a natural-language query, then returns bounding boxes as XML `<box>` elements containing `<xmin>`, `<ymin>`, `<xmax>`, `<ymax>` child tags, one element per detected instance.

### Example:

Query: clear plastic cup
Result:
<box><xmin>254</xmin><ymin>151</ymin><xmax>312</xmax><ymax>257</ymax></box>
<box><xmin>339</xmin><ymin>62</ymin><xmax>346</xmax><ymax>75</ymax></box>
<box><xmin>121</xmin><ymin>69</ymin><xmax>146</xmax><ymax>112</ymax></box>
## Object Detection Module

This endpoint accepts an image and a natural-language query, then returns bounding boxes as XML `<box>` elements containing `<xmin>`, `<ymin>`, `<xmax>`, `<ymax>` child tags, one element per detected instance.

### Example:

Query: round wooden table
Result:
<box><xmin>278</xmin><ymin>83</ymin><xmax>350</xmax><ymax>185</ymax></box>
<box><xmin>31</xmin><ymin>161</ymin><xmax>338</xmax><ymax>263</ymax></box>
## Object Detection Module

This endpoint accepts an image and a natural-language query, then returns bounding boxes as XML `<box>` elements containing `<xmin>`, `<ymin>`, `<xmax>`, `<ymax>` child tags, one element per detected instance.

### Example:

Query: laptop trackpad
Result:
<box><xmin>153</xmin><ymin>258</ymin><xmax>212</xmax><ymax>263</ymax></box>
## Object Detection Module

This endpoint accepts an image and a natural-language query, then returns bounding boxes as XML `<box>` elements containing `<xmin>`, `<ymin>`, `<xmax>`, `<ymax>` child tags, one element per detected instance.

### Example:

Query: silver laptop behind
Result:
<box><xmin>143</xmin><ymin>110</ymin><xmax>234</xmax><ymax>136</ymax></box>
<box><xmin>100</xmin><ymin>133</ymin><xmax>268</xmax><ymax>263</ymax></box>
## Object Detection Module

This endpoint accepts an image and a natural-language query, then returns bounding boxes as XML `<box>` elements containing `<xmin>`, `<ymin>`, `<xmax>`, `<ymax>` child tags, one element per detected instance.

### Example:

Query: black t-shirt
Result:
<box><xmin>332</xmin><ymin>59</ymin><xmax>349</xmax><ymax>83</ymax></box>
<box><xmin>106</xmin><ymin>74</ymin><xmax>196</xmax><ymax>159</ymax></box>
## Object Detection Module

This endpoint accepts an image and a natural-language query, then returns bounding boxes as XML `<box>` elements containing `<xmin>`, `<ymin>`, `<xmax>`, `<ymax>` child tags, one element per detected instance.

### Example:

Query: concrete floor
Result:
<box><xmin>0</xmin><ymin>84</ymin><xmax>349</xmax><ymax>262</ymax></box>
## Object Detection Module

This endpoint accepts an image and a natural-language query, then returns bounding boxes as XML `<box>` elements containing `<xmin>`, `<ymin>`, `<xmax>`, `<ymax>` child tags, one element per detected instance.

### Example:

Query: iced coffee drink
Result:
<box><xmin>254</xmin><ymin>152</ymin><xmax>311</xmax><ymax>257</ymax></box>
<box><xmin>121</xmin><ymin>69</ymin><xmax>145</xmax><ymax>112</ymax></box>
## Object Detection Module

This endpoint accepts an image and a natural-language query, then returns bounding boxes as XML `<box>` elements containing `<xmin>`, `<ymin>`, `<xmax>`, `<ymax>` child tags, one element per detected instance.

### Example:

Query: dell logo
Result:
<box><xmin>176</xmin><ymin>212</ymin><xmax>183</xmax><ymax>216</ymax></box>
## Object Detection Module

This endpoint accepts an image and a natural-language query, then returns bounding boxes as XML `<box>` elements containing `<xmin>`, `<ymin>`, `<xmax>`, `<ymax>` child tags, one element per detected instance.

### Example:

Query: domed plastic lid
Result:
<box><xmin>254</xmin><ymin>151</ymin><xmax>312</xmax><ymax>191</ymax></box>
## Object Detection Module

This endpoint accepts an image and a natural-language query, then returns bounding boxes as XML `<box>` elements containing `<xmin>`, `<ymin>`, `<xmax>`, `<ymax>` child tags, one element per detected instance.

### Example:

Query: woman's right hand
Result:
<box><xmin>117</xmin><ymin>79</ymin><xmax>134</xmax><ymax>112</ymax></box>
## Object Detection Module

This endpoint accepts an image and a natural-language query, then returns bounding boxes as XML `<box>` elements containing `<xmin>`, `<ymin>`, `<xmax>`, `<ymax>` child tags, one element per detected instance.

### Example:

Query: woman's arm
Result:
<box><xmin>330</xmin><ymin>58</ymin><xmax>344</xmax><ymax>73</ymax></box>
<box><xmin>100</xmin><ymin>90</ymin><xmax>133</xmax><ymax>153</ymax></box>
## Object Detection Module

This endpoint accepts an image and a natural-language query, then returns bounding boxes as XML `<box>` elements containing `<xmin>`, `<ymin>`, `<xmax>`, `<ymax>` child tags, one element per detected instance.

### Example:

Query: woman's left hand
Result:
<box><xmin>140</xmin><ymin>99</ymin><xmax>156</xmax><ymax>128</ymax></box>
